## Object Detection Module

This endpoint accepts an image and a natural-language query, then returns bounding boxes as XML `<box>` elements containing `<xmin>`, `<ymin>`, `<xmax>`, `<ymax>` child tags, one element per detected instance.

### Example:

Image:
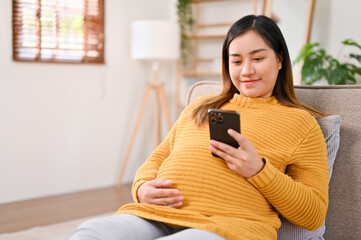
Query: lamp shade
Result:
<box><xmin>131</xmin><ymin>20</ymin><xmax>180</xmax><ymax>60</ymax></box>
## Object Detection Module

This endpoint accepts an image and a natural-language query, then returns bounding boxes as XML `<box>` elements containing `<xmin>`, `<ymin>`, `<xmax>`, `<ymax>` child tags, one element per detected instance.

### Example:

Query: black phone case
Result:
<box><xmin>208</xmin><ymin>109</ymin><xmax>240</xmax><ymax>157</ymax></box>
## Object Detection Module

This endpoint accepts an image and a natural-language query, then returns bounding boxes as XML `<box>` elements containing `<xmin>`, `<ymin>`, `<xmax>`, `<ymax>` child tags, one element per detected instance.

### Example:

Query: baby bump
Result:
<box><xmin>156</xmin><ymin>152</ymin><xmax>270</xmax><ymax>216</ymax></box>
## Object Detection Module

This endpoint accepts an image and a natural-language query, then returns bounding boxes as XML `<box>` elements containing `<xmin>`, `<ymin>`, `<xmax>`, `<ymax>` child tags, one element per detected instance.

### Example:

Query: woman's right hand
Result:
<box><xmin>137</xmin><ymin>179</ymin><xmax>184</xmax><ymax>208</ymax></box>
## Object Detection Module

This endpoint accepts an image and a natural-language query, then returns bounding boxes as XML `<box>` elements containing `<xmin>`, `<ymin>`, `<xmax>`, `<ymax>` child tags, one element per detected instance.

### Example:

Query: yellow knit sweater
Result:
<box><xmin>116</xmin><ymin>94</ymin><xmax>329</xmax><ymax>240</ymax></box>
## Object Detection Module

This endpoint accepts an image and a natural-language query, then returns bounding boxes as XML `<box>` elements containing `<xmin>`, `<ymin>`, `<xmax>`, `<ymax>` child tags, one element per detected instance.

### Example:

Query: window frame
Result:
<box><xmin>12</xmin><ymin>0</ymin><xmax>105</xmax><ymax>64</ymax></box>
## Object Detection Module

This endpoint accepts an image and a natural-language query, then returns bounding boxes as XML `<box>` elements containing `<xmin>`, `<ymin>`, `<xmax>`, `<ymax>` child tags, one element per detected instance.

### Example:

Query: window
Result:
<box><xmin>12</xmin><ymin>0</ymin><xmax>104</xmax><ymax>63</ymax></box>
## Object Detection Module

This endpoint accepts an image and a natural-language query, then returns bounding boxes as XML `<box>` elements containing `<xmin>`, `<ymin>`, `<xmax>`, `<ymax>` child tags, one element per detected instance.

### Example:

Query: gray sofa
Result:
<box><xmin>187</xmin><ymin>81</ymin><xmax>361</xmax><ymax>240</ymax></box>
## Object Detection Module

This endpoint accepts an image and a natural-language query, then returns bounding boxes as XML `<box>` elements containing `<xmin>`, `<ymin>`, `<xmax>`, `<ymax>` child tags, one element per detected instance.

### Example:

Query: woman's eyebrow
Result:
<box><xmin>250</xmin><ymin>48</ymin><xmax>267</xmax><ymax>54</ymax></box>
<box><xmin>229</xmin><ymin>48</ymin><xmax>267</xmax><ymax>57</ymax></box>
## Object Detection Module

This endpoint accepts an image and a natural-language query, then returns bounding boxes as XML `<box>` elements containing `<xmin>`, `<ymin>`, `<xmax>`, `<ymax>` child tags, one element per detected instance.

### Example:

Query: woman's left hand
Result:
<box><xmin>209</xmin><ymin>129</ymin><xmax>264</xmax><ymax>178</ymax></box>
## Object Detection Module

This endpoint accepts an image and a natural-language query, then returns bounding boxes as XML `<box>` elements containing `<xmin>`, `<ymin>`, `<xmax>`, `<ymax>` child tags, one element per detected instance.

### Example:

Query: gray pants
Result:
<box><xmin>69</xmin><ymin>214</ymin><xmax>225</xmax><ymax>240</ymax></box>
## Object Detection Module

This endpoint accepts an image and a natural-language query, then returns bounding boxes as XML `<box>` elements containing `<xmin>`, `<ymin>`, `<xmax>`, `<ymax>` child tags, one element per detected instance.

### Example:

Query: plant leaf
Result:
<box><xmin>348</xmin><ymin>64</ymin><xmax>361</xmax><ymax>75</ymax></box>
<box><xmin>293</xmin><ymin>43</ymin><xmax>319</xmax><ymax>64</ymax></box>
<box><xmin>297</xmin><ymin>40</ymin><xmax>360</xmax><ymax>85</ymax></box>
<box><xmin>350</xmin><ymin>54</ymin><xmax>361</xmax><ymax>64</ymax></box>
<box><xmin>301</xmin><ymin>57</ymin><xmax>324</xmax><ymax>85</ymax></box>
<box><xmin>328</xmin><ymin>64</ymin><xmax>356</xmax><ymax>85</ymax></box>
<box><xmin>342</xmin><ymin>39</ymin><xmax>361</xmax><ymax>50</ymax></box>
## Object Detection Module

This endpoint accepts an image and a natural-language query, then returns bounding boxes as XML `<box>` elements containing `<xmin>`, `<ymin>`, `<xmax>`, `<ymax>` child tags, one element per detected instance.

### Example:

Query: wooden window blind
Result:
<box><xmin>12</xmin><ymin>0</ymin><xmax>104</xmax><ymax>63</ymax></box>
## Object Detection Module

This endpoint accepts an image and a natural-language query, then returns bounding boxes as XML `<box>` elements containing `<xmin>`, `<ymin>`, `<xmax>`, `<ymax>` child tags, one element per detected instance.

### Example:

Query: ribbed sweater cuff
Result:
<box><xmin>132</xmin><ymin>180</ymin><xmax>147</xmax><ymax>203</ymax></box>
<box><xmin>247</xmin><ymin>158</ymin><xmax>278</xmax><ymax>189</ymax></box>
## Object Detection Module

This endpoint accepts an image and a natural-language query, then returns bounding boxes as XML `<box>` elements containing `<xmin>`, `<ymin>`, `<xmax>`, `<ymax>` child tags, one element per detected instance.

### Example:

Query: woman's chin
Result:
<box><xmin>240</xmin><ymin>88</ymin><xmax>271</xmax><ymax>98</ymax></box>
<box><xmin>240</xmin><ymin>90</ymin><xmax>261</xmax><ymax>98</ymax></box>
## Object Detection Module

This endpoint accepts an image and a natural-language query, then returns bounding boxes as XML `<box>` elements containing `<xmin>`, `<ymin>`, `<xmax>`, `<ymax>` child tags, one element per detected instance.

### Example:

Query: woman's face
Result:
<box><xmin>228</xmin><ymin>30</ymin><xmax>281</xmax><ymax>98</ymax></box>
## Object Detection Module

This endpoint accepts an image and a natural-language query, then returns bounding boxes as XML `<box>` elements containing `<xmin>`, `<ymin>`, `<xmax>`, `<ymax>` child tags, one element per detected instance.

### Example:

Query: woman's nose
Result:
<box><xmin>241</xmin><ymin>61</ymin><xmax>255</xmax><ymax>76</ymax></box>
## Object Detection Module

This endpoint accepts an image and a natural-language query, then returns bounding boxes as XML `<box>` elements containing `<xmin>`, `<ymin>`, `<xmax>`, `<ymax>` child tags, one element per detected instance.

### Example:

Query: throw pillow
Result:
<box><xmin>277</xmin><ymin>115</ymin><xmax>341</xmax><ymax>240</ymax></box>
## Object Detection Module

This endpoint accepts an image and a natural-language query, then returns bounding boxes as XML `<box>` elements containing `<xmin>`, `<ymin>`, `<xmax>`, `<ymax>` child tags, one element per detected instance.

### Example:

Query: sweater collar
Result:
<box><xmin>229</xmin><ymin>93</ymin><xmax>279</xmax><ymax>108</ymax></box>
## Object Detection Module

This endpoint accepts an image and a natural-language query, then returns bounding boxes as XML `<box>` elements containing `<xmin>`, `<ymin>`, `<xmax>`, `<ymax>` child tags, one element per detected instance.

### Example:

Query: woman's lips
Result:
<box><xmin>241</xmin><ymin>79</ymin><xmax>259</xmax><ymax>85</ymax></box>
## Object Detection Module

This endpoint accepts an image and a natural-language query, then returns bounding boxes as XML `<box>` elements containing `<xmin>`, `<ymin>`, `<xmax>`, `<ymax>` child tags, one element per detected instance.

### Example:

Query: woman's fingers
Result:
<box><xmin>152</xmin><ymin>187</ymin><xmax>180</xmax><ymax>198</ymax></box>
<box><xmin>141</xmin><ymin>180</ymin><xmax>179</xmax><ymax>198</ymax></box>
<box><xmin>209</xmin><ymin>142</ymin><xmax>240</xmax><ymax>167</ymax></box>
<box><xmin>149</xmin><ymin>179</ymin><xmax>174</xmax><ymax>188</ymax></box>
<box><xmin>209</xmin><ymin>130</ymin><xmax>264</xmax><ymax>178</ymax></box>
<box><xmin>137</xmin><ymin>179</ymin><xmax>183</xmax><ymax>208</ymax></box>
<box><xmin>152</xmin><ymin>195</ymin><xmax>184</xmax><ymax>207</ymax></box>
<box><xmin>168</xmin><ymin>201</ymin><xmax>183</xmax><ymax>208</ymax></box>
<box><xmin>209</xmin><ymin>139</ymin><xmax>239</xmax><ymax>158</ymax></box>
<box><xmin>227</xmin><ymin>129</ymin><xmax>247</xmax><ymax>148</ymax></box>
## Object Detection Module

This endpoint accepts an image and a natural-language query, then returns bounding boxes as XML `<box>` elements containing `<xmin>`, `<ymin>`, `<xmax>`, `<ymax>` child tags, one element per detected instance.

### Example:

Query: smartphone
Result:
<box><xmin>208</xmin><ymin>108</ymin><xmax>240</xmax><ymax>157</ymax></box>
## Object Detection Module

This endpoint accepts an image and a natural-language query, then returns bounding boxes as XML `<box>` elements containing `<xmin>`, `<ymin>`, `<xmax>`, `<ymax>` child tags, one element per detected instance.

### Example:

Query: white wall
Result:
<box><xmin>0</xmin><ymin>0</ymin><xmax>177</xmax><ymax>204</ymax></box>
<box><xmin>0</xmin><ymin>0</ymin><xmax>360</xmax><ymax>204</ymax></box>
<box><xmin>314</xmin><ymin>0</ymin><xmax>361</xmax><ymax>83</ymax></box>
<box><xmin>271</xmin><ymin>0</ymin><xmax>361</xmax><ymax>84</ymax></box>
<box><xmin>325</xmin><ymin>0</ymin><xmax>361</xmax><ymax>66</ymax></box>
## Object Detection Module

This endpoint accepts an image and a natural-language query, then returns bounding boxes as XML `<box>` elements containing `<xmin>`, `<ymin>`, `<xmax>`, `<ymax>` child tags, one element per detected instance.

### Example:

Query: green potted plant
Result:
<box><xmin>177</xmin><ymin>0</ymin><xmax>194</xmax><ymax>65</ymax></box>
<box><xmin>294</xmin><ymin>39</ymin><xmax>361</xmax><ymax>85</ymax></box>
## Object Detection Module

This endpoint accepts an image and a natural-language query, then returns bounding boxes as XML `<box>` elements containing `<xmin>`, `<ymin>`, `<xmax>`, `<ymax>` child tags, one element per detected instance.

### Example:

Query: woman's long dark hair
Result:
<box><xmin>191</xmin><ymin>15</ymin><xmax>326</xmax><ymax>126</ymax></box>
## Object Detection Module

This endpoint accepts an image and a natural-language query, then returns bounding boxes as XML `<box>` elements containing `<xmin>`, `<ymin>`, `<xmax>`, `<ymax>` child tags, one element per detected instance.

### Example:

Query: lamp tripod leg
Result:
<box><xmin>154</xmin><ymin>87</ymin><xmax>161</xmax><ymax>146</ymax></box>
<box><xmin>118</xmin><ymin>83</ymin><xmax>152</xmax><ymax>186</ymax></box>
<box><xmin>157</xmin><ymin>84</ymin><xmax>172</xmax><ymax>131</ymax></box>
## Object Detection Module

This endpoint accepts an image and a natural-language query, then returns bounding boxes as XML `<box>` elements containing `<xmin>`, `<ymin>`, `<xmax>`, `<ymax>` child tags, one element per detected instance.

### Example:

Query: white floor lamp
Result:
<box><xmin>118</xmin><ymin>20</ymin><xmax>180</xmax><ymax>185</ymax></box>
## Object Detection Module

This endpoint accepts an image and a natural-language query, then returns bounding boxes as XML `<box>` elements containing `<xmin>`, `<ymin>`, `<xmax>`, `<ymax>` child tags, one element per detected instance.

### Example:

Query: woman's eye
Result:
<box><xmin>232</xmin><ymin>61</ymin><xmax>242</xmax><ymax>64</ymax></box>
<box><xmin>253</xmin><ymin>57</ymin><xmax>264</xmax><ymax>61</ymax></box>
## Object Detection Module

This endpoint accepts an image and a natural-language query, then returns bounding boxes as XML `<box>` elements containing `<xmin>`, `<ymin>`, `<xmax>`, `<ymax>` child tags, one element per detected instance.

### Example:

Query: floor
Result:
<box><xmin>0</xmin><ymin>184</ymin><xmax>133</xmax><ymax>234</ymax></box>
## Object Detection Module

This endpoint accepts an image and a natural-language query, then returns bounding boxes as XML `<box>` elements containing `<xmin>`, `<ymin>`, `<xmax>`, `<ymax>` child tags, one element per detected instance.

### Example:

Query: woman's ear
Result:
<box><xmin>278</xmin><ymin>52</ymin><xmax>283</xmax><ymax>70</ymax></box>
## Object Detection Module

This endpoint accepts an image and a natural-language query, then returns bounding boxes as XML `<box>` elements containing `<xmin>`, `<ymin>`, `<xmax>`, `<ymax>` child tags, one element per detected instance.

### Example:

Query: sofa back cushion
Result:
<box><xmin>293</xmin><ymin>85</ymin><xmax>361</xmax><ymax>240</ymax></box>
